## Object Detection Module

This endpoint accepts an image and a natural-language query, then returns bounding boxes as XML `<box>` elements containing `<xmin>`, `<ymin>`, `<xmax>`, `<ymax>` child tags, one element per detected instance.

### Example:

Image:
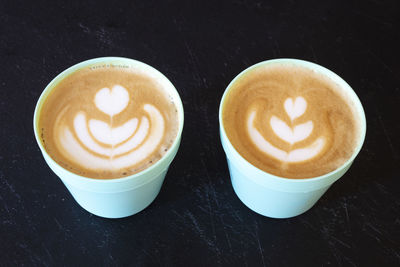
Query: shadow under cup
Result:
<box><xmin>219</xmin><ymin>59</ymin><xmax>366</xmax><ymax>219</ymax></box>
<box><xmin>33</xmin><ymin>57</ymin><xmax>184</xmax><ymax>218</ymax></box>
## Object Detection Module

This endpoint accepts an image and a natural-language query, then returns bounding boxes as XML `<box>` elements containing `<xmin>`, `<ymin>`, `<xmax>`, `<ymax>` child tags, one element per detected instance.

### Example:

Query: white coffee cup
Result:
<box><xmin>33</xmin><ymin>57</ymin><xmax>184</xmax><ymax>218</ymax></box>
<box><xmin>219</xmin><ymin>59</ymin><xmax>366</xmax><ymax>218</ymax></box>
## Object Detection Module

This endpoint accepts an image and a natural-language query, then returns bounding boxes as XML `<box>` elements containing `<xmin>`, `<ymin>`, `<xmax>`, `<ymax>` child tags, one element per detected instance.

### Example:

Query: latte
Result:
<box><xmin>38</xmin><ymin>65</ymin><xmax>179</xmax><ymax>179</ymax></box>
<box><xmin>222</xmin><ymin>63</ymin><xmax>360</xmax><ymax>178</ymax></box>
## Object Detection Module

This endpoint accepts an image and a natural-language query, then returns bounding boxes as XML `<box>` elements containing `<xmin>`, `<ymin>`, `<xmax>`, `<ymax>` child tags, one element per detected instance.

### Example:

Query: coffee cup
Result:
<box><xmin>219</xmin><ymin>59</ymin><xmax>366</xmax><ymax>218</ymax></box>
<box><xmin>33</xmin><ymin>57</ymin><xmax>184</xmax><ymax>218</ymax></box>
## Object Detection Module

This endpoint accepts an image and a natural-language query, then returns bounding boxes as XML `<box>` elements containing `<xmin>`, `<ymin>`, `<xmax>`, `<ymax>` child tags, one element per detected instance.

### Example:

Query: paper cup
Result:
<box><xmin>34</xmin><ymin>57</ymin><xmax>184</xmax><ymax>218</ymax></box>
<box><xmin>219</xmin><ymin>59</ymin><xmax>366</xmax><ymax>218</ymax></box>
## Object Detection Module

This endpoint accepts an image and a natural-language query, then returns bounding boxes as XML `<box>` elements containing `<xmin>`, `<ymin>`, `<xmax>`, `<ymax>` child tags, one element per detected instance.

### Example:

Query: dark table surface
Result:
<box><xmin>1</xmin><ymin>0</ymin><xmax>399</xmax><ymax>266</ymax></box>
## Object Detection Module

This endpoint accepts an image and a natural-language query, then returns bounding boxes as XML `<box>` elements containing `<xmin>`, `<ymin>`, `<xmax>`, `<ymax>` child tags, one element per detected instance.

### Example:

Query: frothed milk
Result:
<box><xmin>222</xmin><ymin>63</ymin><xmax>360</xmax><ymax>178</ymax></box>
<box><xmin>39</xmin><ymin>64</ymin><xmax>179</xmax><ymax>179</ymax></box>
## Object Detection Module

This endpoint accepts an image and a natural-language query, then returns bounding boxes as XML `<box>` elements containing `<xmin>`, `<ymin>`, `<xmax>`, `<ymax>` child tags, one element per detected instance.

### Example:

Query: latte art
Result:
<box><xmin>56</xmin><ymin>85</ymin><xmax>164</xmax><ymax>170</ymax></box>
<box><xmin>222</xmin><ymin>63</ymin><xmax>359</xmax><ymax>178</ymax></box>
<box><xmin>39</xmin><ymin>67</ymin><xmax>179</xmax><ymax>179</ymax></box>
<box><xmin>248</xmin><ymin>96</ymin><xmax>325</xmax><ymax>163</ymax></box>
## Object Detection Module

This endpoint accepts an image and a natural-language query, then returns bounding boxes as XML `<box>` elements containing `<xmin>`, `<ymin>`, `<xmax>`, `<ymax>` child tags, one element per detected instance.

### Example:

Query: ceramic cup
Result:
<box><xmin>219</xmin><ymin>59</ymin><xmax>366</xmax><ymax>218</ymax></box>
<box><xmin>33</xmin><ymin>57</ymin><xmax>184</xmax><ymax>218</ymax></box>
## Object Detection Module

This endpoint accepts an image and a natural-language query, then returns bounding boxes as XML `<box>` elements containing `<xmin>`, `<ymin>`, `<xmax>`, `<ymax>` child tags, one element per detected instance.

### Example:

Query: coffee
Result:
<box><xmin>39</xmin><ymin>65</ymin><xmax>179</xmax><ymax>179</ymax></box>
<box><xmin>222</xmin><ymin>63</ymin><xmax>360</xmax><ymax>178</ymax></box>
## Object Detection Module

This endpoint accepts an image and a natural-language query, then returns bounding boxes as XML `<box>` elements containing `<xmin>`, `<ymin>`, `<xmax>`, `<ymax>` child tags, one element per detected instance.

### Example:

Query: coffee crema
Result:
<box><xmin>39</xmin><ymin>66</ymin><xmax>179</xmax><ymax>179</ymax></box>
<box><xmin>222</xmin><ymin>63</ymin><xmax>360</xmax><ymax>178</ymax></box>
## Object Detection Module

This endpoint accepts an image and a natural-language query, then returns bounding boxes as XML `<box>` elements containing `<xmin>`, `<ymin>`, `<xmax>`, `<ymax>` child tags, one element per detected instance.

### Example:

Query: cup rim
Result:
<box><xmin>219</xmin><ymin>58</ymin><xmax>367</xmax><ymax>184</ymax></box>
<box><xmin>33</xmin><ymin>56</ymin><xmax>184</xmax><ymax>184</ymax></box>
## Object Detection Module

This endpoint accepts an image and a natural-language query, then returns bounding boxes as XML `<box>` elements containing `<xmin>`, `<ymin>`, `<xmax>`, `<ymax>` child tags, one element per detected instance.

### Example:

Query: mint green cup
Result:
<box><xmin>34</xmin><ymin>57</ymin><xmax>184</xmax><ymax>218</ymax></box>
<box><xmin>219</xmin><ymin>59</ymin><xmax>366</xmax><ymax>219</ymax></box>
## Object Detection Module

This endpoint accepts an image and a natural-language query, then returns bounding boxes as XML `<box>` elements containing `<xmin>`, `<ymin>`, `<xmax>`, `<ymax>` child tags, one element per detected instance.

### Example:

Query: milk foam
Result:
<box><xmin>247</xmin><ymin>96</ymin><xmax>325</xmax><ymax>163</ymax></box>
<box><xmin>95</xmin><ymin>85</ymin><xmax>129</xmax><ymax>116</ymax></box>
<box><xmin>222</xmin><ymin>63</ymin><xmax>359</xmax><ymax>178</ymax></box>
<box><xmin>55</xmin><ymin>85</ymin><xmax>165</xmax><ymax>171</ymax></box>
<box><xmin>89</xmin><ymin>118</ymin><xmax>139</xmax><ymax>145</ymax></box>
<box><xmin>270</xmin><ymin>116</ymin><xmax>313</xmax><ymax>144</ymax></box>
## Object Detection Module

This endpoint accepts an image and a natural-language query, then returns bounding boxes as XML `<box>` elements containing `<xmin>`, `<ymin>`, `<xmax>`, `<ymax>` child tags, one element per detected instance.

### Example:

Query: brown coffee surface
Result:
<box><xmin>222</xmin><ymin>63</ymin><xmax>360</xmax><ymax>178</ymax></box>
<box><xmin>39</xmin><ymin>65</ymin><xmax>179</xmax><ymax>179</ymax></box>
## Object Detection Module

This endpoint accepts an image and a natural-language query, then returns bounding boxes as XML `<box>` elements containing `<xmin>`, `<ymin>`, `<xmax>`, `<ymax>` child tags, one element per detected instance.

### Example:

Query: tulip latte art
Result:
<box><xmin>222</xmin><ymin>64</ymin><xmax>360</xmax><ymax>178</ymax></box>
<box><xmin>39</xmin><ymin>66</ymin><xmax>179</xmax><ymax>179</ymax></box>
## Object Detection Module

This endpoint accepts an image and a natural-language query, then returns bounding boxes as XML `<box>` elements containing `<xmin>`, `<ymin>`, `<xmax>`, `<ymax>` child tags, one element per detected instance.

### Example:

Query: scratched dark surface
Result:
<box><xmin>0</xmin><ymin>0</ymin><xmax>399</xmax><ymax>266</ymax></box>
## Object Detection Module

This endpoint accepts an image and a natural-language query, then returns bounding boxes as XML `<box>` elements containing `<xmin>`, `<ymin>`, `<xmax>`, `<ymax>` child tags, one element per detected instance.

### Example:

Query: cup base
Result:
<box><xmin>228</xmin><ymin>160</ymin><xmax>330</xmax><ymax>219</ymax></box>
<box><xmin>62</xmin><ymin>168</ymin><xmax>167</xmax><ymax>219</ymax></box>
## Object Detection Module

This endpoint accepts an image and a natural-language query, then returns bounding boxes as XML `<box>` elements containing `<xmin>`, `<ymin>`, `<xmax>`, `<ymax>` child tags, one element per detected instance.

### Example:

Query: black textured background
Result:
<box><xmin>0</xmin><ymin>0</ymin><xmax>399</xmax><ymax>266</ymax></box>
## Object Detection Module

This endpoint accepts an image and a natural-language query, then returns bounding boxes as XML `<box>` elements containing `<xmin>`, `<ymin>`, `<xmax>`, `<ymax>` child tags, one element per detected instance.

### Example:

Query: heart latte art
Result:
<box><xmin>58</xmin><ymin>85</ymin><xmax>164</xmax><ymax>170</ymax></box>
<box><xmin>222</xmin><ymin>64</ymin><xmax>360</xmax><ymax>178</ymax></box>
<box><xmin>39</xmin><ymin>67</ymin><xmax>179</xmax><ymax>179</ymax></box>
<box><xmin>248</xmin><ymin>96</ymin><xmax>325</xmax><ymax>163</ymax></box>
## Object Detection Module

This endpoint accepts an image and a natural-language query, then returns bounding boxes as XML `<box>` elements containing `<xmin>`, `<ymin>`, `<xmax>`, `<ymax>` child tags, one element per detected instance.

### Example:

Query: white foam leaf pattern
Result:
<box><xmin>89</xmin><ymin>118</ymin><xmax>138</xmax><ymax>145</ymax></box>
<box><xmin>60</xmin><ymin>104</ymin><xmax>164</xmax><ymax>170</ymax></box>
<box><xmin>111</xmin><ymin>104</ymin><xmax>164</xmax><ymax>167</ymax></box>
<box><xmin>286</xmin><ymin>138</ymin><xmax>325</xmax><ymax>162</ymax></box>
<box><xmin>95</xmin><ymin>85</ymin><xmax>129</xmax><ymax>116</ymax></box>
<box><xmin>74</xmin><ymin>112</ymin><xmax>111</xmax><ymax>156</ymax></box>
<box><xmin>270</xmin><ymin>116</ymin><xmax>313</xmax><ymax>144</ymax></box>
<box><xmin>247</xmin><ymin>111</ymin><xmax>325</xmax><ymax>162</ymax></box>
<box><xmin>284</xmin><ymin>96</ymin><xmax>307</xmax><ymax>121</ymax></box>
<box><xmin>112</xmin><ymin>116</ymin><xmax>149</xmax><ymax>156</ymax></box>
